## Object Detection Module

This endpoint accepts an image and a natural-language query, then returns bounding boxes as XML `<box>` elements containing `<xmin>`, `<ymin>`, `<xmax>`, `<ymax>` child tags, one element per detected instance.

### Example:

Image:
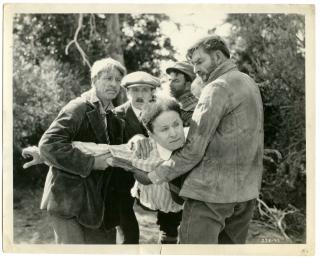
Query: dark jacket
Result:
<box><xmin>39</xmin><ymin>90</ymin><xmax>125</xmax><ymax>229</ymax></box>
<box><xmin>113</xmin><ymin>101</ymin><xmax>148</xmax><ymax>192</ymax></box>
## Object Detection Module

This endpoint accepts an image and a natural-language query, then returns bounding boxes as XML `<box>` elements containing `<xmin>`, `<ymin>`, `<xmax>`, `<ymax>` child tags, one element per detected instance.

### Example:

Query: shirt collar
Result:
<box><xmin>207</xmin><ymin>59</ymin><xmax>238</xmax><ymax>83</ymax></box>
<box><xmin>153</xmin><ymin>129</ymin><xmax>188</xmax><ymax>160</ymax></box>
<box><xmin>156</xmin><ymin>143</ymin><xmax>173</xmax><ymax>160</ymax></box>
<box><xmin>130</xmin><ymin>103</ymin><xmax>142</xmax><ymax>119</ymax></box>
<box><xmin>89</xmin><ymin>88</ymin><xmax>114</xmax><ymax>115</ymax></box>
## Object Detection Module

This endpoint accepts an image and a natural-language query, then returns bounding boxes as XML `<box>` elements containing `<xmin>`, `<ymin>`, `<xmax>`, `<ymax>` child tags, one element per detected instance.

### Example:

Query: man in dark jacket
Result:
<box><xmin>38</xmin><ymin>58</ymin><xmax>127</xmax><ymax>244</ymax></box>
<box><xmin>111</xmin><ymin>71</ymin><xmax>158</xmax><ymax>244</ymax></box>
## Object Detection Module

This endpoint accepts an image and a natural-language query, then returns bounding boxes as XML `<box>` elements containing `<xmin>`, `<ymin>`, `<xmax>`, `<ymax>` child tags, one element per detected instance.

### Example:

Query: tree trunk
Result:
<box><xmin>106</xmin><ymin>14</ymin><xmax>127</xmax><ymax>106</ymax></box>
<box><xmin>106</xmin><ymin>14</ymin><xmax>124</xmax><ymax>64</ymax></box>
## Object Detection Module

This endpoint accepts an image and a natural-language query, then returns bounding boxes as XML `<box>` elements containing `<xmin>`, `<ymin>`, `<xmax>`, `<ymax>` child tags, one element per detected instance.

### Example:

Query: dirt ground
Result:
<box><xmin>13</xmin><ymin>188</ymin><xmax>290</xmax><ymax>245</ymax></box>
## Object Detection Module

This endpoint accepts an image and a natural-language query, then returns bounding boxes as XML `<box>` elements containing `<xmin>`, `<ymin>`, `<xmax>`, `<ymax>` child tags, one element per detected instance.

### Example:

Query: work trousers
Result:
<box><xmin>179</xmin><ymin>198</ymin><xmax>256</xmax><ymax>244</ymax></box>
<box><xmin>49</xmin><ymin>214</ymin><xmax>116</xmax><ymax>244</ymax></box>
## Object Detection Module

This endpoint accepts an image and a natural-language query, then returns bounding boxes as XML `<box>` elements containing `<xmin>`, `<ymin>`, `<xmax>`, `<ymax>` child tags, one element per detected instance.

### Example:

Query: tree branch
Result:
<box><xmin>65</xmin><ymin>14</ymin><xmax>91</xmax><ymax>68</ymax></box>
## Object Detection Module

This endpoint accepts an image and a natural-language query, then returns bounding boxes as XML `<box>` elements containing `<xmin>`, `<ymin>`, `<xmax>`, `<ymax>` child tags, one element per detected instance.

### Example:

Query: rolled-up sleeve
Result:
<box><xmin>149</xmin><ymin>81</ymin><xmax>229</xmax><ymax>183</ymax></box>
<box><xmin>39</xmin><ymin>101</ymin><xmax>95</xmax><ymax>177</ymax></box>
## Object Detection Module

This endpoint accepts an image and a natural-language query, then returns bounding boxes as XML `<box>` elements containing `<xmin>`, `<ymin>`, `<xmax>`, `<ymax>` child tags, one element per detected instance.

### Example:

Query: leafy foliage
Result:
<box><xmin>121</xmin><ymin>14</ymin><xmax>177</xmax><ymax>75</ymax></box>
<box><xmin>224</xmin><ymin>13</ymin><xmax>306</xmax><ymax>242</ymax></box>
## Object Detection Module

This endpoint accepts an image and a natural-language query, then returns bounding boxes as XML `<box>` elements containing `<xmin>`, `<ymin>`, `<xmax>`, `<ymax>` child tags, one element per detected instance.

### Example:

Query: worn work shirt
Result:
<box><xmin>149</xmin><ymin>60</ymin><xmax>264</xmax><ymax>203</ymax></box>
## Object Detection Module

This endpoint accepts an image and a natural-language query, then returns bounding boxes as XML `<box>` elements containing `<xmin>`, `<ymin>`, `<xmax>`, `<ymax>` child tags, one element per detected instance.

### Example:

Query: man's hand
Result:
<box><xmin>22</xmin><ymin>146</ymin><xmax>44</xmax><ymax>169</ymax></box>
<box><xmin>93</xmin><ymin>153</ymin><xmax>112</xmax><ymax>170</ymax></box>
<box><xmin>133</xmin><ymin>170</ymin><xmax>152</xmax><ymax>185</ymax></box>
<box><xmin>128</xmin><ymin>134</ymin><xmax>152</xmax><ymax>160</ymax></box>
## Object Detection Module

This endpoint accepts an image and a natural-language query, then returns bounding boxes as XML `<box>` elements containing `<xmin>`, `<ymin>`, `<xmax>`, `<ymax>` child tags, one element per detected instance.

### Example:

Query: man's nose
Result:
<box><xmin>194</xmin><ymin>65</ymin><xmax>200</xmax><ymax>74</ymax></box>
<box><xmin>169</xmin><ymin>127</ymin><xmax>177</xmax><ymax>137</ymax></box>
<box><xmin>136</xmin><ymin>90</ymin><xmax>143</xmax><ymax>98</ymax></box>
<box><xmin>110</xmin><ymin>78</ymin><xmax>118</xmax><ymax>88</ymax></box>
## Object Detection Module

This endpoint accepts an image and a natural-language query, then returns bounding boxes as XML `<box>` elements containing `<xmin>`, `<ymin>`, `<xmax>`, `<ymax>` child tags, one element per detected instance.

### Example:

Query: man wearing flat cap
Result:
<box><xmin>114</xmin><ymin>71</ymin><xmax>184</xmax><ymax>244</ymax></box>
<box><xmin>166</xmin><ymin>62</ymin><xmax>198</xmax><ymax>127</ymax></box>
<box><xmin>111</xmin><ymin>71</ymin><xmax>159</xmax><ymax>244</ymax></box>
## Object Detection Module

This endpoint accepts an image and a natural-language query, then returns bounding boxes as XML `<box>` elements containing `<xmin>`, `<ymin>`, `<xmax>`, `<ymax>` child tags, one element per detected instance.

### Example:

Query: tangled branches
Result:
<box><xmin>257</xmin><ymin>197</ymin><xmax>299</xmax><ymax>241</ymax></box>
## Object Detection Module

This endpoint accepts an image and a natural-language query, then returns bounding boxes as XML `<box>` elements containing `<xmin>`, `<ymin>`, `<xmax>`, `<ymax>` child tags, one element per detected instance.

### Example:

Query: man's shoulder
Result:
<box><xmin>60</xmin><ymin>95</ymin><xmax>91</xmax><ymax>115</ymax></box>
<box><xmin>113</xmin><ymin>101</ymin><xmax>131</xmax><ymax>115</ymax></box>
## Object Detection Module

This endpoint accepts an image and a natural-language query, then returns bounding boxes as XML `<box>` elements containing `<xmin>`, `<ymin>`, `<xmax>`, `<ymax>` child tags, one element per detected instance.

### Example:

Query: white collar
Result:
<box><xmin>131</xmin><ymin>103</ymin><xmax>142</xmax><ymax>119</ymax></box>
<box><xmin>156</xmin><ymin>143</ymin><xmax>173</xmax><ymax>161</ymax></box>
<box><xmin>155</xmin><ymin>128</ymin><xmax>189</xmax><ymax>160</ymax></box>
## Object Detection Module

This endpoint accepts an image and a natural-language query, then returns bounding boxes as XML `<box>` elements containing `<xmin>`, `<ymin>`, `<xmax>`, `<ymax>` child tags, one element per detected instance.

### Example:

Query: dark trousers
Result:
<box><xmin>179</xmin><ymin>198</ymin><xmax>256</xmax><ymax>244</ymax></box>
<box><xmin>117</xmin><ymin>193</ymin><xmax>140</xmax><ymax>244</ymax></box>
<box><xmin>157</xmin><ymin>210</ymin><xmax>182</xmax><ymax>238</ymax></box>
<box><xmin>49</xmin><ymin>214</ymin><xmax>116</xmax><ymax>244</ymax></box>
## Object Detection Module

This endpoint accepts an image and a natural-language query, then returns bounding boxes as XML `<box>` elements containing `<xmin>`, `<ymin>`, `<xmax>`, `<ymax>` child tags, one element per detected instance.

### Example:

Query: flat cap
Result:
<box><xmin>166</xmin><ymin>61</ymin><xmax>196</xmax><ymax>81</ymax></box>
<box><xmin>121</xmin><ymin>71</ymin><xmax>160</xmax><ymax>89</ymax></box>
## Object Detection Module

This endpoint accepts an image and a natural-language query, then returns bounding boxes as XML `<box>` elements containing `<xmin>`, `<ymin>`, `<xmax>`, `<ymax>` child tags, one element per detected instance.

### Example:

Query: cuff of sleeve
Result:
<box><xmin>148</xmin><ymin>171</ymin><xmax>164</xmax><ymax>184</ymax></box>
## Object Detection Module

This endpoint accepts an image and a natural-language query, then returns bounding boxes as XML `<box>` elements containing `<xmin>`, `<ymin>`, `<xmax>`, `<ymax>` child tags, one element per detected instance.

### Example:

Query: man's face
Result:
<box><xmin>94</xmin><ymin>68</ymin><xmax>122</xmax><ymax>104</ymax></box>
<box><xmin>191</xmin><ymin>47</ymin><xmax>218</xmax><ymax>82</ymax></box>
<box><xmin>168</xmin><ymin>72</ymin><xmax>188</xmax><ymax>99</ymax></box>
<box><xmin>150</xmin><ymin>110</ymin><xmax>185</xmax><ymax>151</ymax></box>
<box><xmin>127</xmin><ymin>86</ymin><xmax>154</xmax><ymax>110</ymax></box>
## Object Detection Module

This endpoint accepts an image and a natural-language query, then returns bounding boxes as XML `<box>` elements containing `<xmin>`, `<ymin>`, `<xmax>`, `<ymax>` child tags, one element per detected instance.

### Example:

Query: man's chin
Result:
<box><xmin>133</xmin><ymin>102</ymin><xmax>144</xmax><ymax>109</ymax></box>
<box><xmin>170</xmin><ymin>141</ymin><xmax>184</xmax><ymax>150</ymax></box>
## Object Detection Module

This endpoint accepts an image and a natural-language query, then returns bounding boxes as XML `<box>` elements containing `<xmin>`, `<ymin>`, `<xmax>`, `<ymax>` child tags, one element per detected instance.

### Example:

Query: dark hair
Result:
<box><xmin>169</xmin><ymin>70</ymin><xmax>192</xmax><ymax>83</ymax></box>
<box><xmin>186</xmin><ymin>35</ymin><xmax>230</xmax><ymax>60</ymax></box>
<box><xmin>141</xmin><ymin>97</ymin><xmax>181</xmax><ymax>133</ymax></box>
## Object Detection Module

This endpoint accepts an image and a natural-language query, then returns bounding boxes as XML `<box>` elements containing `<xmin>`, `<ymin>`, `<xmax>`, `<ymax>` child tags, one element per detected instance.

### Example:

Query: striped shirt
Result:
<box><xmin>130</xmin><ymin>140</ymin><xmax>183</xmax><ymax>213</ymax></box>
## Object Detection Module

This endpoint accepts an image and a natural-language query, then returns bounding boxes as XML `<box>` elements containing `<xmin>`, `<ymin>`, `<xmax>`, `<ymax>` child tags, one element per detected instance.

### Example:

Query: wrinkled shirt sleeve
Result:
<box><xmin>149</xmin><ymin>82</ymin><xmax>229</xmax><ymax>184</ymax></box>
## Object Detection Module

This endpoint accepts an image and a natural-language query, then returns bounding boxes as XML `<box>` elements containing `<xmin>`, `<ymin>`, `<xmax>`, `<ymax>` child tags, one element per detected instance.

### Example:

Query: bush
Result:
<box><xmin>13</xmin><ymin>49</ymin><xmax>86</xmax><ymax>187</ymax></box>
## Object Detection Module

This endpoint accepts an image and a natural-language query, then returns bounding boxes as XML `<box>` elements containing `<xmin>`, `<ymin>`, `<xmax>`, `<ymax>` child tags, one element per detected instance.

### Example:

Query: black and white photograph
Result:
<box><xmin>2</xmin><ymin>2</ymin><xmax>315</xmax><ymax>255</ymax></box>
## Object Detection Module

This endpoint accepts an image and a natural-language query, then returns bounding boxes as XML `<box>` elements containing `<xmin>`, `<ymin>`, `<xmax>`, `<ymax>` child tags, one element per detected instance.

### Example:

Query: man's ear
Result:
<box><xmin>214</xmin><ymin>50</ymin><xmax>227</xmax><ymax>65</ymax></box>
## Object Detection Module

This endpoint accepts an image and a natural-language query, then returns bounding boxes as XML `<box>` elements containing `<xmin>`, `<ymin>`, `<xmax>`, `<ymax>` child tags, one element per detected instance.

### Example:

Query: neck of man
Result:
<box><xmin>177</xmin><ymin>85</ymin><xmax>191</xmax><ymax>100</ymax></box>
<box><xmin>102</xmin><ymin>99</ymin><xmax>112</xmax><ymax>110</ymax></box>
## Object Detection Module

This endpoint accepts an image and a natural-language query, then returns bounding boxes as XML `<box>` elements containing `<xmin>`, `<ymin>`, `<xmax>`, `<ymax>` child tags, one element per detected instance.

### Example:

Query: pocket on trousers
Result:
<box><xmin>49</xmin><ymin>172</ymin><xmax>84</xmax><ymax>218</ymax></box>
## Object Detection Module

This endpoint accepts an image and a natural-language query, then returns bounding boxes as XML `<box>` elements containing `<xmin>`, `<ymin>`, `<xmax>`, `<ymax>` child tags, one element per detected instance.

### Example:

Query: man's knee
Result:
<box><xmin>49</xmin><ymin>214</ymin><xmax>85</xmax><ymax>244</ymax></box>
